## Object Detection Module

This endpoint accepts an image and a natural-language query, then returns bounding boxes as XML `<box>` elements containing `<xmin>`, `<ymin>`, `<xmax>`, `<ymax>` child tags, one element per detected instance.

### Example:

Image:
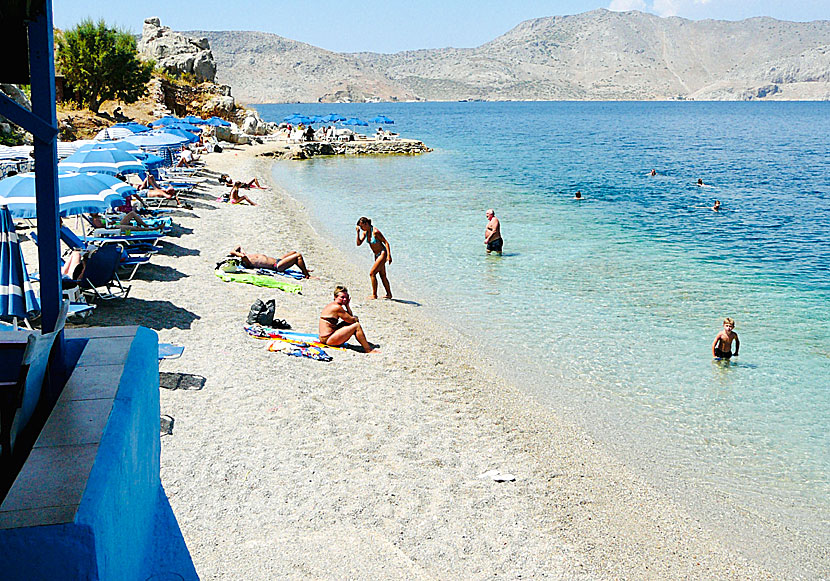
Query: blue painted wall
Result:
<box><xmin>76</xmin><ymin>327</ymin><xmax>160</xmax><ymax>580</ymax></box>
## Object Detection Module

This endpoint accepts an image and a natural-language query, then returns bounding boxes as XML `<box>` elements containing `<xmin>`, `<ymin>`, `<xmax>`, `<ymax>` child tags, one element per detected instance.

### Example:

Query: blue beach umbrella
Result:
<box><xmin>0</xmin><ymin>205</ymin><xmax>39</xmax><ymax>322</ymax></box>
<box><xmin>285</xmin><ymin>115</ymin><xmax>311</xmax><ymax>125</ymax></box>
<box><xmin>321</xmin><ymin>113</ymin><xmax>345</xmax><ymax>123</ymax></box>
<box><xmin>203</xmin><ymin>117</ymin><xmax>230</xmax><ymax>127</ymax></box>
<box><xmin>343</xmin><ymin>117</ymin><xmax>369</xmax><ymax>127</ymax></box>
<box><xmin>59</xmin><ymin>146</ymin><xmax>147</xmax><ymax>175</ymax></box>
<box><xmin>0</xmin><ymin>172</ymin><xmax>134</xmax><ymax>219</ymax></box>
<box><xmin>182</xmin><ymin>115</ymin><xmax>204</xmax><ymax>124</ymax></box>
<box><xmin>149</xmin><ymin>116</ymin><xmax>181</xmax><ymax>127</ymax></box>
<box><xmin>156</xmin><ymin>127</ymin><xmax>199</xmax><ymax>143</ymax></box>
<box><xmin>111</xmin><ymin>122</ymin><xmax>150</xmax><ymax>133</ymax></box>
<box><xmin>165</xmin><ymin>121</ymin><xmax>202</xmax><ymax>133</ymax></box>
<box><xmin>124</xmin><ymin>132</ymin><xmax>189</xmax><ymax>148</ymax></box>
<box><xmin>308</xmin><ymin>115</ymin><xmax>325</xmax><ymax>124</ymax></box>
<box><xmin>82</xmin><ymin>142</ymin><xmax>166</xmax><ymax>170</ymax></box>
<box><xmin>368</xmin><ymin>115</ymin><xmax>394</xmax><ymax>124</ymax></box>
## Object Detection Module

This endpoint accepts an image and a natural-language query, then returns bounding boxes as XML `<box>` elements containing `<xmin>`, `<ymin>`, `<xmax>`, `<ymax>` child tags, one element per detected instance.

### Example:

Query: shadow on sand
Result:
<box><xmin>83</xmin><ymin>298</ymin><xmax>200</xmax><ymax>330</ymax></box>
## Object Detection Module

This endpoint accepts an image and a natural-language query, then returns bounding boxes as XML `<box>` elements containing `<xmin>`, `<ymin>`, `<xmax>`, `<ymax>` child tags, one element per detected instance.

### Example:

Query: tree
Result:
<box><xmin>56</xmin><ymin>19</ymin><xmax>154</xmax><ymax>114</ymax></box>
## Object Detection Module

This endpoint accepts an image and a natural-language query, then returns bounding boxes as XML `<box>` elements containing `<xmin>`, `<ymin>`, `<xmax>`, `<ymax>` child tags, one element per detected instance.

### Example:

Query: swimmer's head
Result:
<box><xmin>723</xmin><ymin>317</ymin><xmax>735</xmax><ymax>329</ymax></box>
<box><xmin>575</xmin><ymin>191</ymin><xmax>582</xmax><ymax>199</ymax></box>
<box><xmin>357</xmin><ymin>217</ymin><xmax>372</xmax><ymax>229</ymax></box>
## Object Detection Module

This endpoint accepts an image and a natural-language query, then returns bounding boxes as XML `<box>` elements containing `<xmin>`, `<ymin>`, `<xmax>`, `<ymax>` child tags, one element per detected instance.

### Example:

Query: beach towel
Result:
<box><xmin>244</xmin><ymin>324</ymin><xmax>346</xmax><ymax>351</ymax></box>
<box><xmin>270</xmin><ymin>343</ymin><xmax>333</xmax><ymax>362</ymax></box>
<box><xmin>255</xmin><ymin>267</ymin><xmax>305</xmax><ymax>280</ymax></box>
<box><xmin>215</xmin><ymin>270</ymin><xmax>302</xmax><ymax>294</ymax></box>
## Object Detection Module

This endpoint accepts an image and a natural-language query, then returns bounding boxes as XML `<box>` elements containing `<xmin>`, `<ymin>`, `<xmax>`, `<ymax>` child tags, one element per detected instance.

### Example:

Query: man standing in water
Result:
<box><xmin>484</xmin><ymin>209</ymin><xmax>503</xmax><ymax>254</ymax></box>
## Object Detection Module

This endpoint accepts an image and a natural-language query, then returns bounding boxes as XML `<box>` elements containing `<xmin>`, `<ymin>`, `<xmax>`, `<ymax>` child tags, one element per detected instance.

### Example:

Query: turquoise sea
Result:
<box><xmin>257</xmin><ymin>102</ymin><xmax>829</xmax><ymax>561</ymax></box>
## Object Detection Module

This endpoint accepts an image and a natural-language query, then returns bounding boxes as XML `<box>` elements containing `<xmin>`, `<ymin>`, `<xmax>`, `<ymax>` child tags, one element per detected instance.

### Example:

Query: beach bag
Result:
<box><xmin>216</xmin><ymin>258</ymin><xmax>239</xmax><ymax>272</ymax></box>
<box><xmin>247</xmin><ymin>299</ymin><xmax>276</xmax><ymax>326</ymax></box>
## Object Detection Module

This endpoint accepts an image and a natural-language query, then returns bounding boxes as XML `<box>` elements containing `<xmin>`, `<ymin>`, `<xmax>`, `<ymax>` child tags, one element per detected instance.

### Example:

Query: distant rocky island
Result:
<box><xmin>187</xmin><ymin>9</ymin><xmax>830</xmax><ymax>104</ymax></box>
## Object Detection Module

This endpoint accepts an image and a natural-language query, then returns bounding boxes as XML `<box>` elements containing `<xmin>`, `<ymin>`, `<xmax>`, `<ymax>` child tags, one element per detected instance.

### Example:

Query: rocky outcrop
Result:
<box><xmin>140</xmin><ymin>17</ymin><xmax>217</xmax><ymax>82</ymax></box>
<box><xmin>189</xmin><ymin>10</ymin><xmax>830</xmax><ymax>102</ymax></box>
<box><xmin>258</xmin><ymin>139</ymin><xmax>432</xmax><ymax>160</ymax></box>
<box><xmin>0</xmin><ymin>84</ymin><xmax>31</xmax><ymax>142</ymax></box>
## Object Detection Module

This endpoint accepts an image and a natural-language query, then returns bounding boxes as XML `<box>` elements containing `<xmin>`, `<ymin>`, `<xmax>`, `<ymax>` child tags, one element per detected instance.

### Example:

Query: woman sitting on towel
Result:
<box><xmin>219</xmin><ymin>174</ymin><xmax>267</xmax><ymax>189</ymax></box>
<box><xmin>228</xmin><ymin>183</ymin><xmax>257</xmax><ymax>205</ymax></box>
<box><xmin>318</xmin><ymin>286</ymin><xmax>376</xmax><ymax>353</ymax></box>
<box><xmin>229</xmin><ymin>246</ymin><xmax>312</xmax><ymax>278</ymax></box>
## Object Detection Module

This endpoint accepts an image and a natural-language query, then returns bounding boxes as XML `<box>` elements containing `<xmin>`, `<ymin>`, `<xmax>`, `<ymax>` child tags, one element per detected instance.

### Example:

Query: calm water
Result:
<box><xmin>257</xmin><ymin>102</ymin><xmax>830</xmax><ymax>551</ymax></box>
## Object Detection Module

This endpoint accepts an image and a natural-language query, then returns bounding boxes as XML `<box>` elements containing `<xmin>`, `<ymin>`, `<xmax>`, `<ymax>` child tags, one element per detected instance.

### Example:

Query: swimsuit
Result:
<box><xmin>714</xmin><ymin>347</ymin><xmax>732</xmax><ymax>359</ymax></box>
<box><xmin>487</xmin><ymin>238</ymin><xmax>503</xmax><ymax>252</ymax></box>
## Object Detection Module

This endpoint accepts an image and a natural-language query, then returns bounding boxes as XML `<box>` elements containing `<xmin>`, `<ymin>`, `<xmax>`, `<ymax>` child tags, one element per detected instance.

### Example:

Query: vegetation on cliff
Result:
<box><xmin>56</xmin><ymin>19</ymin><xmax>154</xmax><ymax>113</ymax></box>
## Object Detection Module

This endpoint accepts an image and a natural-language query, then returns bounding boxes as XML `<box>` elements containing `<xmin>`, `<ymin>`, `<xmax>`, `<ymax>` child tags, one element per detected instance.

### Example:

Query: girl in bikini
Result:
<box><xmin>356</xmin><ymin>216</ymin><xmax>392</xmax><ymax>299</ymax></box>
<box><xmin>318</xmin><ymin>286</ymin><xmax>376</xmax><ymax>353</ymax></box>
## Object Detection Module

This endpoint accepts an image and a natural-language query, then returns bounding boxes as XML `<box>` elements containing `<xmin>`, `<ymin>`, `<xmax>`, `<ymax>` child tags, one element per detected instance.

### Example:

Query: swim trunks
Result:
<box><xmin>487</xmin><ymin>238</ymin><xmax>503</xmax><ymax>252</ymax></box>
<box><xmin>714</xmin><ymin>348</ymin><xmax>732</xmax><ymax>359</ymax></box>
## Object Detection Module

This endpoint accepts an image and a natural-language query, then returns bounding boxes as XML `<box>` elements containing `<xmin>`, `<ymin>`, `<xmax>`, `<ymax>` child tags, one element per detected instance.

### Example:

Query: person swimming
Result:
<box><xmin>574</xmin><ymin>191</ymin><xmax>582</xmax><ymax>200</ymax></box>
<box><xmin>712</xmin><ymin>200</ymin><xmax>721</xmax><ymax>212</ymax></box>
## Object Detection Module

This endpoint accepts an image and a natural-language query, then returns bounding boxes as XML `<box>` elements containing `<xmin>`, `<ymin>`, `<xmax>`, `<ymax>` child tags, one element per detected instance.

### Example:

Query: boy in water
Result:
<box><xmin>712</xmin><ymin>317</ymin><xmax>740</xmax><ymax>359</ymax></box>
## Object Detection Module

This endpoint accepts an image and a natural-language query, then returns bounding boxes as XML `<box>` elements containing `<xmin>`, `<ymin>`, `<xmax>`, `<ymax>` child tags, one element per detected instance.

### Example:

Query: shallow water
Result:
<box><xmin>258</xmin><ymin>101</ymin><xmax>830</xmax><ymax>558</ymax></box>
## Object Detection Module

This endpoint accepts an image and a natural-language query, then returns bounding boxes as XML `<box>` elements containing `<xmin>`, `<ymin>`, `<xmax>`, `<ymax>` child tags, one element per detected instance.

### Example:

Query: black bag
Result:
<box><xmin>247</xmin><ymin>299</ymin><xmax>275</xmax><ymax>326</ymax></box>
<box><xmin>214</xmin><ymin>144</ymin><xmax>223</xmax><ymax>153</ymax></box>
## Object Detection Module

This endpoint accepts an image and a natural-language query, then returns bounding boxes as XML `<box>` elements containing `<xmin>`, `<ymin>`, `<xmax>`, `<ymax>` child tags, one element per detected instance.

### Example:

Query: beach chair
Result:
<box><xmin>77</xmin><ymin>245</ymin><xmax>131</xmax><ymax>301</ymax></box>
<box><xmin>60</xmin><ymin>227</ymin><xmax>154</xmax><ymax>281</ymax></box>
<box><xmin>0</xmin><ymin>300</ymin><xmax>68</xmax><ymax>465</ymax></box>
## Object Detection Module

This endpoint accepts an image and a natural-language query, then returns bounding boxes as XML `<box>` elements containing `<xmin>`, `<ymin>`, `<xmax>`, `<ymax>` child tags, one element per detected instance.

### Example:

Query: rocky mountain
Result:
<box><xmin>187</xmin><ymin>9</ymin><xmax>830</xmax><ymax>103</ymax></box>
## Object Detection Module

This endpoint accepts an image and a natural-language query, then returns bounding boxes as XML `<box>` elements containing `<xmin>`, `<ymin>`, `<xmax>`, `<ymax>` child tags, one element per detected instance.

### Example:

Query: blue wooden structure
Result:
<box><xmin>0</xmin><ymin>0</ymin><xmax>63</xmax><ymax>342</ymax></box>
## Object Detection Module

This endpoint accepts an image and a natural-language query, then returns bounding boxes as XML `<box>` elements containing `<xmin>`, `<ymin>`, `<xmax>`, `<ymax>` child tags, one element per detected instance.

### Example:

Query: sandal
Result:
<box><xmin>272</xmin><ymin>319</ymin><xmax>291</xmax><ymax>330</ymax></box>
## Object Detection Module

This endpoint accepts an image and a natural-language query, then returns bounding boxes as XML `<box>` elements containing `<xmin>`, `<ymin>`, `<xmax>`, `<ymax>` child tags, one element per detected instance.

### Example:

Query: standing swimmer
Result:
<box><xmin>484</xmin><ymin>209</ymin><xmax>503</xmax><ymax>254</ymax></box>
<box><xmin>356</xmin><ymin>217</ymin><xmax>392</xmax><ymax>299</ymax></box>
<box><xmin>712</xmin><ymin>317</ymin><xmax>740</xmax><ymax>360</ymax></box>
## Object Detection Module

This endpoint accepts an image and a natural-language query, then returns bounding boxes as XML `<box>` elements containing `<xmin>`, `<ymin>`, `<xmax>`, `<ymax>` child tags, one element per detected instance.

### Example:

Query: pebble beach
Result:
<box><xmin>71</xmin><ymin>145</ymin><xmax>781</xmax><ymax>580</ymax></box>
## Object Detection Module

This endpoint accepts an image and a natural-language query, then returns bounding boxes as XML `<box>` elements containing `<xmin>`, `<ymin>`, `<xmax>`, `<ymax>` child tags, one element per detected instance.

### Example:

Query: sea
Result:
<box><xmin>256</xmin><ymin>101</ymin><xmax>830</xmax><ymax>571</ymax></box>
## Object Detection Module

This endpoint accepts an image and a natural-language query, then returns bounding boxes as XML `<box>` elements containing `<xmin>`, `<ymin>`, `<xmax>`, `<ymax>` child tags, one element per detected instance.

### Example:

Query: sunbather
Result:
<box><xmin>61</xmin><ymin>249</ymin><xmax>86</xmax><ymax>280</ymax></box>
<box><xmin>229</xmin><ymin>184</ymin><xmax>257</xmax><ymax>205</ymax></box>
<box><xmin>219</xmin><ymin>174</ymin><xmax>267</xmax><ymax>189</ymax></box>
<box><xmin>229</xmin><ymin>246</ymin><xmax>312</xmax><ymax>277</ymax></box>
<box><xmin>318</xmin><ymin>286</ymin><xmax>376</xmax><ymax>353</ymax></box>
<box><xmin>136</xmin><ymin>174</ymin><xmax>191</xmax><ymax>208</ymax></box>
<box><xmin>88</xmin><ymin>212</ymin><xmax>159</xmax><ymax>232</ymax></box>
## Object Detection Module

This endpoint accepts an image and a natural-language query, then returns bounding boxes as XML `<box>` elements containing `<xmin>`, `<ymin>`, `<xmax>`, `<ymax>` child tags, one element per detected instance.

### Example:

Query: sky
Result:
<box><xmin>54</xmin><ymin>0</ymin><xmax>830</xmax><ymax>54</ymax></box>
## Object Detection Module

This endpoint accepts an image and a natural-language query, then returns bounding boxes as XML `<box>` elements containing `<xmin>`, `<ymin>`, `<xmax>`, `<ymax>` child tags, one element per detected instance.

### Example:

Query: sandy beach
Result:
<box><xmin>62</xmin><ymin>146</ymin><xmax>782</xmax><ymax>579</ymax></box>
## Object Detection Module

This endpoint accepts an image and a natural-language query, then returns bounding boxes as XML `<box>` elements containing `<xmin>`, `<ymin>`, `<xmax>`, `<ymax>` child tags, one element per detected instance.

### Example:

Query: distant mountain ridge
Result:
<box><xmin>187</xmin><ymin>9</ymin><xmax>830</xmax><ymax>103</ymax></box>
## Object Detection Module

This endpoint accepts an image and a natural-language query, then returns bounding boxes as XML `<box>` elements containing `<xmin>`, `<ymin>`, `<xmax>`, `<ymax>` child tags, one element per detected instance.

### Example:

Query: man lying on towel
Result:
<box><xmin>229</xmin><ymin>246</ymin><xmax>313</xmax><ymax>278</ymax></box>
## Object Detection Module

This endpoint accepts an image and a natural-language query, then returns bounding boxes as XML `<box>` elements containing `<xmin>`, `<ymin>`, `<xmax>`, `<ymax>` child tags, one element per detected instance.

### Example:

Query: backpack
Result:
<box><xmin>247</xmin><ymin>299</ymin><xmax>276</xmax><ymax>326</ymax></box>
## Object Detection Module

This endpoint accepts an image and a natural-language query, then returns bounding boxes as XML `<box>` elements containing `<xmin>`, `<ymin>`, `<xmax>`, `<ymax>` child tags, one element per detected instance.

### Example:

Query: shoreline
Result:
<box><xmin>76</xmin><ymin>147</ymin><xmax>785</xmax><ymax>578</ymax></box>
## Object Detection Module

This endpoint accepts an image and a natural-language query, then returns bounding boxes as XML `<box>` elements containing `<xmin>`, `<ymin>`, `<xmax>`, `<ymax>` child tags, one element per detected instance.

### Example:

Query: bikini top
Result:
<box><xmin>370</xmin><ymin>228</ymin><xmax>379</xmax><ymax>245</ymax></box>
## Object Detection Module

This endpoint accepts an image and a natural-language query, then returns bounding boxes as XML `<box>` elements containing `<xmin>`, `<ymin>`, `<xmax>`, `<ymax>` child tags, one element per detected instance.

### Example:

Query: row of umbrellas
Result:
<box><xmin>283</xmin><ymin>113</ymin><xmax>394</xmax><ymax>127</ymax></box>
<box><xmin>0</xmin><ymin>112</ymin><xmax>234</xmax><ymax>322</ymax></box>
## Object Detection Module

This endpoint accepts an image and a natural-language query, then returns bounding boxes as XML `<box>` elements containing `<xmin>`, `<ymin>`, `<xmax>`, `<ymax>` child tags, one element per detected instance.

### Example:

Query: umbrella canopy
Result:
<box><xmin>283</xmin><ymin>114</ymin><xmax>310</xmax><ymax>124</ymax></box>
<box><xmin>59</xmin><ymin>146</ymin><xmax>146</xmax><ymax>175</ymax></box>
<box><xmin>124</xmin><ymin>132</ymin><xmax>189</xmax><ymax>148</ymax></box>
<box><xmin>182</xmin><ymin>115</ymin><xmax>204</xmax><ymax>124</ymax></box>
<box><xmin>0</xmin><ymin>145</ymin><xmax>33</xmax><ymax>161</ymax></box>
<box><xmin>368</xmin><ymin>115</ymin><xmax>394</xmax><ymax>124</ymax></box>
<box><xmin>156</xmin><ymin>127</ymin><xmax>199</xmax><ymax>143</ymax></box>
<box><xmin>308</xmin><ymin>115</ymin><xmax>325</xmax><ymax>123</ymax></box>
<box><xmin>0</xmin><ymin>205</ymin><xmax>39</xmax><ymax>320</ymax></box>
<box><xmin>166</xmin><ymin>121</ymin><xmax>202</xmax><ymax>133</ymax></box>
<box><xmin>74</xmin><ymin>141</ymin><xmax>164</xmax><ymax>169</ymax></box>
<box><xmin>343</xmin><ymin>118</ymin><xmax>369</xmax><ymax>126</ymax></box>
<box><xmin>149</xmin><ymin>116</ymin><xmax>181</xmax><ymax>127</ymax></box>
<box><xmin>203</xmin><ymin>117</ymin><xmax>231</xmax><ymax>127</ymax></box>
<box><xmin>0</xmin><ymin>172</ymin><xmax>134</xmax><ymax>219</ymax></box>
<box><xmin>111</xmin><ymin>122</ymin><xmax>150</xmax><ymax>133</ymax></box>
<box><xmin>95</xmin><ymin>127</ymin><xmax>137</xmax><ymax>140</ymax></box>
<box><xmin>321</xmin><ymin>113</ymin><xmax>346</xmax><ymax>123</ymax></box>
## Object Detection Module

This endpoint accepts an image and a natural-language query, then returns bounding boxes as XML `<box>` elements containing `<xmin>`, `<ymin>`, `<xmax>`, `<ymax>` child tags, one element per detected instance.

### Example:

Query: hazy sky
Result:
<box><xmin>54</xmin><ymin>0</ymin><xmax>830</xmax><ymax>53</ymax></box>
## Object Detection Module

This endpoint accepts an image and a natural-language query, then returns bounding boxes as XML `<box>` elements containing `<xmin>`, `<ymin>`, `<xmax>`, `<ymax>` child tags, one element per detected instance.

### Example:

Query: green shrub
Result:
<box><xmin>56</xmin><ymin>19</ymin><xmax>154</xmax><ymax>113</ymax></box>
